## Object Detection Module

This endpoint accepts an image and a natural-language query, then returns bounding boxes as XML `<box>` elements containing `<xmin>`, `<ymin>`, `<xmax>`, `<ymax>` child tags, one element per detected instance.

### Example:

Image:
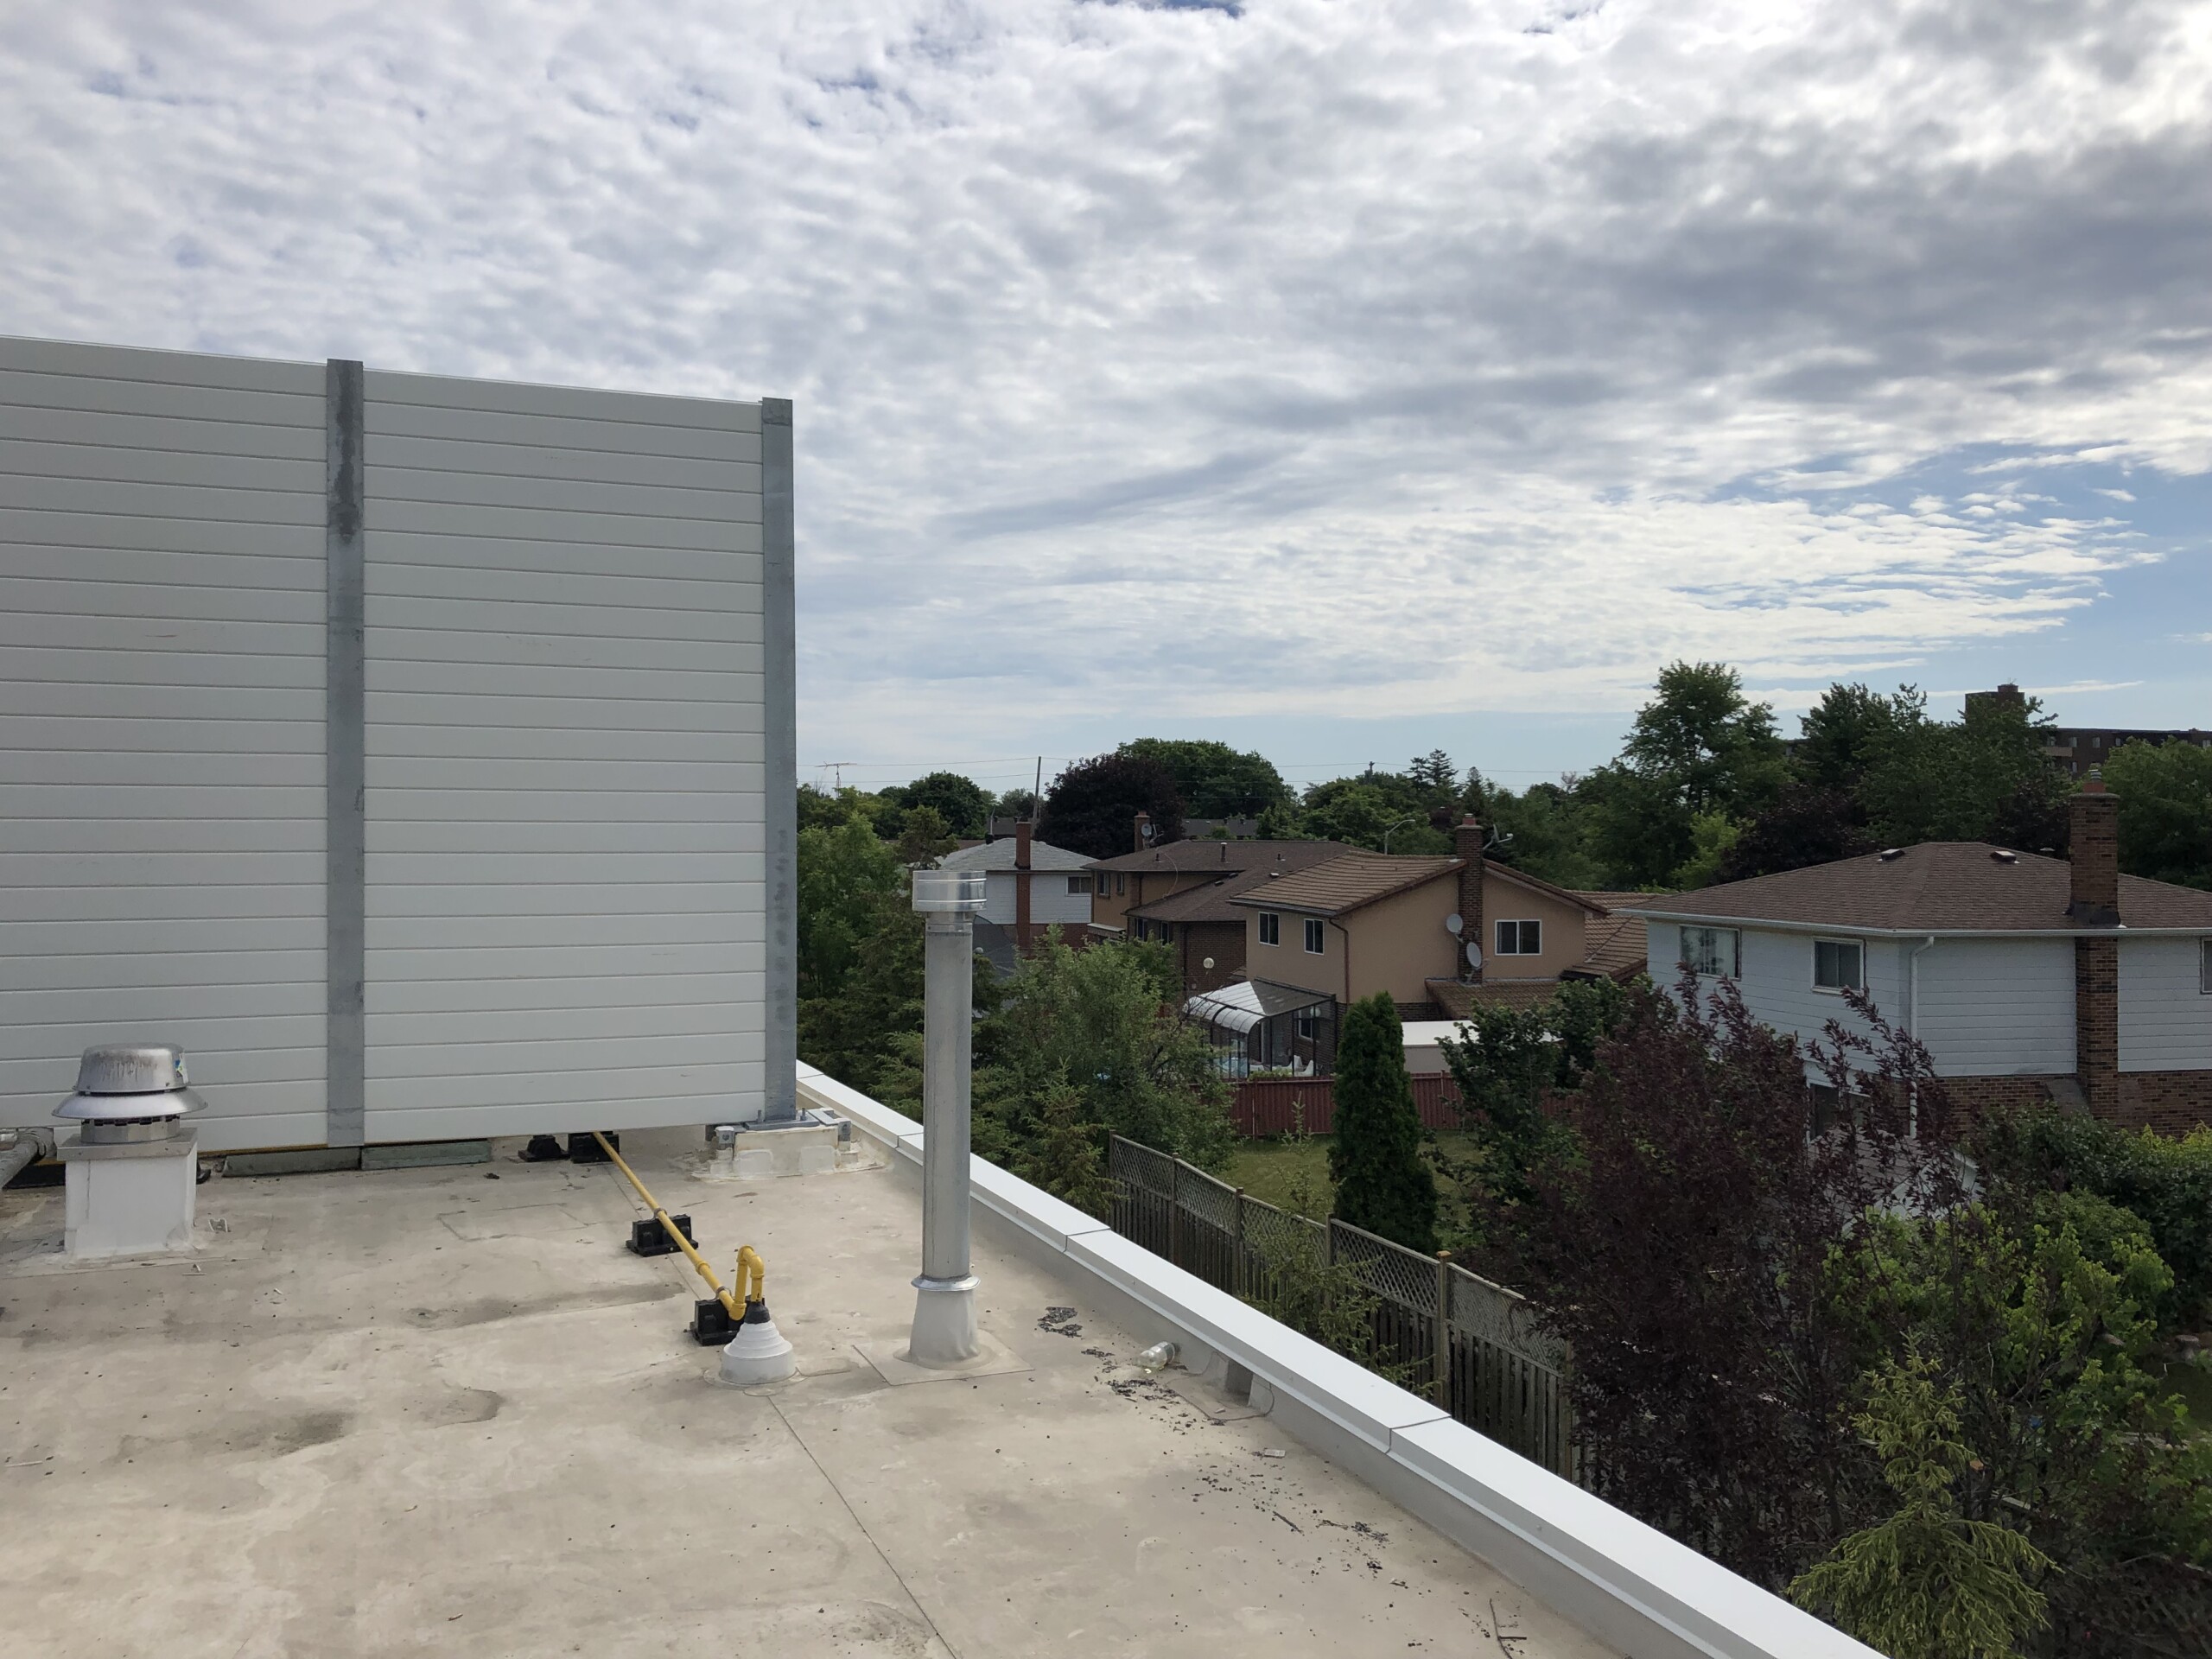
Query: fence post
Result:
<box><xmin>1169</xmin><ymin>1158</ymin><xmax>1182</xmax><ymax>1269</ymax></box>
<box><xmin>1325</xmin><ymin>1217</ymin><xmax>1337</xmax><ymax>1268</ymax></box>
<box><xmin>1233</xmin><ymin>1187</ymin><xmax>1246</xmax><ymax>1298</ymax></box>
<box><xmin>1433</xmin><ymin>1254</ymin><xmax>1451</xmax><ymax>1403</ymax></box>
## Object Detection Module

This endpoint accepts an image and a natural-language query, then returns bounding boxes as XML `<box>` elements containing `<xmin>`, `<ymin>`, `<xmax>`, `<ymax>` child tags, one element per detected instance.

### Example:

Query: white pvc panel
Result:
<box><xmin>0</xmin><ymin>336</ymin><xmax>327</xmax><ymax>1143</ymax></box>
<box><xmin>361</xmin><ymin>368</ymin><xmax>768</xmax><ymax>1137</ymax></box>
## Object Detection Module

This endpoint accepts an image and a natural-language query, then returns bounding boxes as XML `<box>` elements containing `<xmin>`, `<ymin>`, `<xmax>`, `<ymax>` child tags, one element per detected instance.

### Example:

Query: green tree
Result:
<box><xmin>797</xmin><ymin>815</ymin><xmax>906</xmax><ymax>1003</ymax></box>
<box><xmin>1408</xmin><ymin>749</ymin><xmax>1459</xmax><ymax>798</ymax></box>
<box><xmin>1790</xmin><ymin>1353</ymin><xmax>2054</xmax><ymax>1659</ymax></box>
<box><xmin>1327</xmin><ymin>993</ymin><xmax>1437</xmax><ymax>1251</ymax></box>
<box><xmin>1618</xmin><ymin>660</ymin><xmax>1789</xmax><ymax>817</ymax></box>
<box><xmin>1039</xmin><ymin>753</ymin><xmax>1185</xmax><ymax>861</ymax></box>
<box><xmin>887</xmin><ymin>771</ymin><xmax>992</xmax><ymax>838</ymax></box>
<box><xmin>1300</xmin><ymin>776</ymin><xmax>1450</xmax><ymax>853</ymax></box>
<box><xmin>1009</xmin><ymin>1078</ymin><xmax>1119</xmax><ymax>1216</ymax></box>
<box><xmin>798</xmin><ymin>782</ymin><xmax>890</xmax><ymax>832</ymax></box>
<box><xmin>1797</xmin><ymin>682</ymin><xmax>1911</xmax><ymax>791</ymax></box>
<box><xmin>893</xmin><ymin>804</ymin><xmax>957</xmax><ymax>868</ymax></box>
<box><xmin>1478</xmin><ymin>777</ymin><xmax>1608</xmax><ymax>889</ymax></box>
<box><xmin>976</xmin><ymin>933</ymin><xmax>1231</xmax><ymax>1168</ymax></box>
<box><xmin>1669</xmin><ymin>809</ymin><xmax>1743</xmax><ymax>889</ymax></box>
<box><xmin>1856</xmin><ymin>686</ymin><xmax>2068</xmax><ymax>849</ymax></box>
<box><xmin>1116</xmin><ymin>738</ymin><xmax>1292</xmax><ymax>818</ymax></box>
<box><xmin>2105</xmin><ymin>737</ymin><xmax>2212</xmax><ymax>889</ymax></box>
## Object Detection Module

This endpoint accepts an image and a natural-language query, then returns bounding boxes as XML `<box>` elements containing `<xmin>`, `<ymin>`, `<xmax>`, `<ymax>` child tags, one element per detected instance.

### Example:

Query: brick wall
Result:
<box><xmin>1939</xmin><ymin>1075</ymin><xmax>2073</xmax><ymax>1124</ymax></box>
<box><xmin>2075</xmin><ymin>936</ymin><xmax>2120</xmax><ymax>1117</ymax></box>
<box><xmin>2113</xmin><ymin>1071</ymin><xmax>2212</xmax><ymax>1135</ymax></box>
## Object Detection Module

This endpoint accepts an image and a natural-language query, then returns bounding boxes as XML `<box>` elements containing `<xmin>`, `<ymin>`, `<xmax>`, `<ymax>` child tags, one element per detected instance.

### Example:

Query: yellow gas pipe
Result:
<box><xmin>591</xmin><ymin>1131</ymin><xmax>765</xmax><ymax>1319</ymax></box>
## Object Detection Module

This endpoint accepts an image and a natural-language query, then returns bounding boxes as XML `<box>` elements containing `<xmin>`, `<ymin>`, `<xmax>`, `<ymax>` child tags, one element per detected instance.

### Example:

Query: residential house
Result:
<box><xmin>1191</xmin><ymin>818</ymin><xmax>1653</xmax><ymax>1074</ymax></box>
<box><xmin>1106</xmin><ymin>843</ymin><xmax>1348</xmax><ymax>995</ymax></box>
<box><xmin>1621</xmin><ymin>780</ymin><xmax>2212</xmax><ymax>1135</ymax></box>
<box><xmin>1087</xmin><ymin>836</ymin><xmax>1342</xmax><ymax>948</ymax></box>
<box><xmin>938</xmin><ymin>823</ymin><xmax>1094</xmax><ymax>975</ymax></box>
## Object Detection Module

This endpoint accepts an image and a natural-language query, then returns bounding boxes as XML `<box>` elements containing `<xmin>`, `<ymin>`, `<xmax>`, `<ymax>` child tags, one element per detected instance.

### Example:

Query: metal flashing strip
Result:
<box><xmin>760</xmin><ymin>397</ymin><xmax>798</xmax><ymax>1122</ymax></box>
<box><xmin>324</xmin><ymin>359</ymin><xmax>367</xmax><ymax>1149</ymax></box>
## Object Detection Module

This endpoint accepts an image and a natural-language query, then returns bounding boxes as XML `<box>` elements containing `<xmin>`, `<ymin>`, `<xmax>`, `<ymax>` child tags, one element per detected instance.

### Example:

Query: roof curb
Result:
<box><xmin>797</xmin><ymin>1062</ymin><xmax>1882</xmax><ymax>1659</ymax></box>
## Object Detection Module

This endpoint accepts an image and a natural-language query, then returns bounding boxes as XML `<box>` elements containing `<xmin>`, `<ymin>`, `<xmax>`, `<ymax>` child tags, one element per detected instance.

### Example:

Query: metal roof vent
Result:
<box><xmin>54</xmin><ymin>1043</ymin><xmax>207</xmax><ymax>1144</ymax></box>
<box><xmin>1991</xmin><ymin>849</ymin><xmax>2018</xmax><ymax>863</ymax></box>
<box><xmin>1878</xmin><ymin>848</ymin><xmax>1906</xmax><ymax>861</ymax></box>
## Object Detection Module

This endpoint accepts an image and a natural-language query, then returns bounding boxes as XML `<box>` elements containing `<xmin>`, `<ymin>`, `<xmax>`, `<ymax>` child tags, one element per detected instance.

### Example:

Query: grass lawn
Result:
<box><xmin>1224</xmin><ymin>1132</ymin><xmax>1487</xmax><ymax>1243</ymax></box>
<box><xmin>2155</xmin><ymin>1354</ymin><xmax>2212</xmax><ymax>1435</ymax></box>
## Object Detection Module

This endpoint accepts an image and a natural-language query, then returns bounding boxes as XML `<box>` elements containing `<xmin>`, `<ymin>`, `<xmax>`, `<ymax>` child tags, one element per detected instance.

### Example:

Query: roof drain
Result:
<box><xmin>588</xmin><ymin>1131</ymin><xmax>795</xmax><ymax>1385</ymax></box>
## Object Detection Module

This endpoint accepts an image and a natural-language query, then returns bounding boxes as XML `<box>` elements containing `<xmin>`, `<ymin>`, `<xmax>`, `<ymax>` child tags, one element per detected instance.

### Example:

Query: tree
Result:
<box><xmin>1797</xmin><ymin>683</ymin><xmax>1910</xmax><ymax>791</ymax></box>
<box><xmin>1617</xmin><ymin>660</ymin><xmax>1789</xmax><ymax>819</ymax></box>
<box><xmin>1669</xmin><ymin>809</ymin><xmax>1743</xmax><ymax>889</ymax></box>
<box><xmin>992</xmin><ymin>786</ymin><xmax>1038</xmax><ymax>821</ymax></box>
<box><xmin>1300</xmin><ymin>776</ymin><xmax>1451</xmax><ymax>854</ymax></box>
<box><xmin>2106</xmin><ymin>738</ymin><xmax>2212</xmax><ymax>889</ymax></box>
<box><xmin>1855</xmin><ymin>686</ymin><xmax>2068</xmax><ymax>849</ymax></box>
<box><xmin>1327</xmin><ymin>994</ymin><xmax>1437</xmax><ymax>1252</ymax></box>
<box><xmin>893</xmin><ymin>804</ymin><xmax>956</xmax><ymax>868</ymax></box>
<box><xmin>1790</xmin><ymin>1352</ymin><xmax>2054</xmax><ymax>1659</ymax></box>
<box><xmin>975</xmin><ymin>932</ymin><xmax>1231</xmax><ymax>1168</ymax></box>
<box><xmin>797</xmin><ymin>815</ymin><xmax>906</xmax><ymax>1003</ymax></box>
<box><xmin>1408</xmin><ymin>749</ymin><xmax>1458</xmax><ymax>797</ymax></box>
<box><xmin>887</xmin><ymin>771</ymin><xmax>991</xmax><ymax>838</ymax></box>
<box><xmin>1038</xmin><ymin>753</ymin><xmax>1185</xmax><ymax>861</ymax></box>
<box><xmin>1496</xmin><ymin>978</ymin><xmax>1966</xmax><ymax>1588</ymax></box>
<box><xmin>1116</xmin><ymin>738</ymin><xmax>1291</xmax><ymax>818</ymax></box>
<box><xmin>1479</xmin><ymin>777</ymin><xmax>1608</xmax><ymax>889</ymax></box>
<box><xmin>1009</xmin><ymin>1079</ymin><xmax>1118</xmax><ymax>1216</ymax></box>
<box><xmin>1719</xmin><ymin>785</ymin><xmax>1875</xmax><ymax>882</ymax></box>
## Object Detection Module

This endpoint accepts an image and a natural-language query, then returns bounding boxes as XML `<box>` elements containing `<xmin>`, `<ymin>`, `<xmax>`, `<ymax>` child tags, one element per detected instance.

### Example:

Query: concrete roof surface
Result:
<box><xmin>0</xmin><ymin>1129</ymin><xmax>1615</xmax><ymax>1659</ymax></box>
<box><xmin>1624</xmin><ymin>842</ymin><xmax>2212</xmax><ymax>932</ymax></box>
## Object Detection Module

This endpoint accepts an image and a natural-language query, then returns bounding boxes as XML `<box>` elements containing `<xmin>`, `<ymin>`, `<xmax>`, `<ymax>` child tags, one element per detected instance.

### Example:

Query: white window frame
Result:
<box><xmin>1494</xmin><ymin>918</ymin><xmax>1541</xmax><ymax>957</ymax></box>
<box><xmin>1303</xmin><ymin>918</ymin><xmax>1325</xmax><ymax>955</ymax></box>
<box><xmin>1812</xmin><ymin>938</ymin><xmax>1864</xmax><ymax>994</ymax></box>
<box><xmin>1258</xmin><ymin>912</ymin><xmax>1280</xmax><ymax>947</ymax></box>
<box><xmin>1681</xmin><ymin>925</ymin><xmax>1740</xmax><ymax>979</ymax></box>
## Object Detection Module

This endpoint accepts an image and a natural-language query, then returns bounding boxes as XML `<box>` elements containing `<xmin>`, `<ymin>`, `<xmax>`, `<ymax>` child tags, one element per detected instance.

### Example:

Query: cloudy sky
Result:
<box><xmin>5</xmin><ymin>1</ymin><xmax>2209</xmax><ymax>798</ymax></box>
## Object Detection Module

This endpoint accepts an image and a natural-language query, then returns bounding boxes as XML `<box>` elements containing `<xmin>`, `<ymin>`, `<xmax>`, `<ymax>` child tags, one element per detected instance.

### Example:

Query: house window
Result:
<box><xmin>1096</xmin><ymin>874</ymin><xmax>1110</xmax><ymax>895</ymax></box>
<box><xmin>1303</xmin><ymin>918</ymin><xmax>1325</xmax><ymax>954</ymax></box>
<box><xmin>2200</xmin><ymin>939</ymin><xmax>2212</xmax><ymax>994</ymax></box>
<box><xmin>1494</xmin><ymin>918</ymin><xmax>1541</xmax><ymax>956</ymax></box>
<box><xmin>1158</xmin><ymin>923</ymin><xmax>1173</xmax><ymax>944</ymax></box>
<box><xmin>1068</xmin><ymin>876</ymin><xmax>1089</xmax><ymax>894</ymax></box>
<box><xmin>1681</xmin><ymin>926</ymin><xmax>1740</xmax><ymax>978</ymax></box>
<box><xmin>1116</xmin><ymin>874</ymin><xmax>1126</xmax><ymax>895</ymax></box>
<box><xmin>1814</xmin><ymin>938</ymin><xmax>1863</xmax><ymax>992</ymax></box>
<box><xmin>1258</xmin><ymin>912</ymin><xmax>1280</xmax><ymax>946</ymax></box>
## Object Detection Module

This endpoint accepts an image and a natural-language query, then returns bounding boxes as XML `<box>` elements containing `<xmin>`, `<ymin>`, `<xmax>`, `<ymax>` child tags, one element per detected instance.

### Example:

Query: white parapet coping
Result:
<box><xmin>796</xmin><ymin>1063</ymin><xmax>1878</xmax><ymax>1659</ymax></box>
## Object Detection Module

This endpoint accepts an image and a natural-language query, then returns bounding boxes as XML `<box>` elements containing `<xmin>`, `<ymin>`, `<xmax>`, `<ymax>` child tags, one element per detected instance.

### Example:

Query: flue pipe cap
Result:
<box><xmin>912</xmin><ymin>869</ymin><xmax>987</xmax><ymax>915</ymax></box>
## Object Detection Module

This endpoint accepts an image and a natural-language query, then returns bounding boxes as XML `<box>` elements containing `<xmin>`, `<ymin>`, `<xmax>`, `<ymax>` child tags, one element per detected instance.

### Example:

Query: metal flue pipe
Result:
<box><xmin>908</xmin><ymin>868</ymin><xmax>986</xmax><ymax>1365</ymax></box>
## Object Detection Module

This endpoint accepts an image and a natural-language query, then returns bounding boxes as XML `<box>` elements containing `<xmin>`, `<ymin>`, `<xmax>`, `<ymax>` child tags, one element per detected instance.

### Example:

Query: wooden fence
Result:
<box><xmin>1229</xmin><ymin>1073</ymin><xmax>1463</xmax><ymax>1137</ymax></box>
<box><xmin>1106</xmin><ymin>1135</ymin><xmax>1575</xmax><ymax>1479</ymax></box>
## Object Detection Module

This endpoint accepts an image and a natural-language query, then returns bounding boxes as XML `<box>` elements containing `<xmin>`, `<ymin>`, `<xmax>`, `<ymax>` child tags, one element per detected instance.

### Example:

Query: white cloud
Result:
<box><xmin>1</xmin><ymin>0</ymin><xmax>2208</xmax><ymax>766</ymax></box>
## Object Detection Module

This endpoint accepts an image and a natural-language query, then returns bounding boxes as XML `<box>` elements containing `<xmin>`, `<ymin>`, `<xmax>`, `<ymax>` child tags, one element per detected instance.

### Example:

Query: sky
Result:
<box><xmin>4</xmin><ymin>0</ymin><xmax>2209</xmax><ymax>802</ymax></box>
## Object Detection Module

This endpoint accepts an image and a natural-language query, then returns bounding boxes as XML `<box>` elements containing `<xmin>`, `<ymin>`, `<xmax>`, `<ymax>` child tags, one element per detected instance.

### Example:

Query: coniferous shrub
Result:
<box><xmin>1327</xmin><ymin>993</ymin><xmax>1437</xmax><ymax>1253</ymax></box>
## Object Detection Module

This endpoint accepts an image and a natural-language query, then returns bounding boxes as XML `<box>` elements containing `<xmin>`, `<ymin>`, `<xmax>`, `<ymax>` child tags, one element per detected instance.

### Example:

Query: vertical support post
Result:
<box><xmin>1233</xmin><ymin>1188</ymin><xmax>1246</xmax><ymax>1298</ymax></box>
<box><xmin>1433</xmin><ymin>1253</ymin><xmax>1452</xmax><ymax>1404</ymax></box>
<box><xmin>1167</xmin><ymin>1159</ymin><xmax>1182</xmax><ymax>1268</ymax></box>
<box><xmin>324</xmin><ymin>360</ymin><xmax>367</xmax><ymax>1151</ymax></box>
<box><xmin>760</xmin><ymin>398</ymin><xmax>798</xmax><ymax>1122</ymax></box>
<box><xmin>909</xmin><ymin>868</ymin><xmax>984</xmax><ymax>1365</ymax></box>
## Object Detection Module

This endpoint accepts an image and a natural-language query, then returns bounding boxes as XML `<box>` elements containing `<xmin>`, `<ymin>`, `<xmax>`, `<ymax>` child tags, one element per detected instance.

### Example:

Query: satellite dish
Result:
<box><xmin>1444</xmin><ymin>913</ymin><xmax>1464</xmax><ymax>937</ymax></box>
<box><xmin>1465</xmin><ymin>943</ymin><xmax>1484</xmax><ymax>970</ymax></box>
<box><xmin>1202</xmin><ymin>957</ymin><xmax>1216</xmax><ymax>970</ymax></box>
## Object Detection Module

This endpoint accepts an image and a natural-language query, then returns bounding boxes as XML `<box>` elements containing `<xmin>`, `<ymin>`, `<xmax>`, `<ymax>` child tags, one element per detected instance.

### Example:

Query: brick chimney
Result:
<box><xmin>1454</xmin><ymin>816</ymin><xmax>1485</xmax><ymax>983</ymax></box>
<box><xmin>2068</xmin><ymin>774</ymin><xmax>2120</xmax><ymax>927</ymax></box>
<box><xmin>2069</xmin><ymin>773</ymin><xmax>2121</xmax><ymax>1117</ymax></box>
<box><xmin>1133</xmin><ymin>810</ymin><xmax>1152</xmax><ymax>854</ymax></box>
<box><xmin>1014</xmin><ymin>818</ymin><xmax>1033</xmax><ymax>954</ymax></box>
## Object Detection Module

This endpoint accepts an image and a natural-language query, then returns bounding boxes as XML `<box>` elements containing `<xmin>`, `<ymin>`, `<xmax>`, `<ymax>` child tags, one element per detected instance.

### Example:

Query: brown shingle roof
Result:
<box><xmin>1623</xmin><ymin>843</ymin><xmax>2212</xmax><ymax>933</ymax></box>
<box><xmin>1225</xmin><ymin>850</ymin><xmax>1461</xmax><ymax>918</ymax></box>
<box><xmin>1088</xmin><ymin>838</ymin><xmax>1341</xmax><ymax>874</ymax></box>
<box><xmin>1427</xmin><ymin>977</ymin><xmax>1566</xmax><ymax>1015</ymax></box>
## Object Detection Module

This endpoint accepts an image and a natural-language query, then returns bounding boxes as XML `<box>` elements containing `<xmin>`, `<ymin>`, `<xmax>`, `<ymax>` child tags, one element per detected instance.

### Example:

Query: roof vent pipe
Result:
<box><xmin>908</xmin><ymin>869</ymin><xmax>987</xmax><ymax>1366</ymax></box>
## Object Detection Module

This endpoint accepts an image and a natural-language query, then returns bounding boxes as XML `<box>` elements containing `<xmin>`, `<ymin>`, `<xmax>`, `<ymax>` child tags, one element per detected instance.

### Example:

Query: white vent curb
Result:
<box><xmin>798</xmin><ymin>1064</ymin><xmax>1877</xmax><ymax>1659</ymax></box>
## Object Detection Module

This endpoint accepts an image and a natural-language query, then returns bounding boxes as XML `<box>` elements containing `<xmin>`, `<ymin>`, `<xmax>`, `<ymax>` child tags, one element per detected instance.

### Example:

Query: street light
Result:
<box><xmin>1382</xmin><ymin>815</ymin><xmax>1419</xmax><ymax>854</ymax></box>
